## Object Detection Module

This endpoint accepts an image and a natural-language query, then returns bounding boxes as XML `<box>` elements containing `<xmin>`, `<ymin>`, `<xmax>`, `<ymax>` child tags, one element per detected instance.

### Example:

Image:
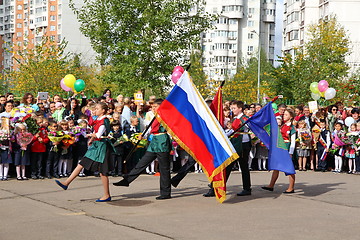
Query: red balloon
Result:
<box><xmin>173</xmin><ymin>66</ymin><xmax>184</xmax><ymax>73</ymax></box>
<box><xmin>171</xmin><ymin>70</ymin><xmax>183</xmax><ymax>84</ymax></box>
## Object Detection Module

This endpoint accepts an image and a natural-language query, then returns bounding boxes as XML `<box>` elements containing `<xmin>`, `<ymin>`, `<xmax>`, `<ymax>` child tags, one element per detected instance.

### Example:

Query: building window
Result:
<box><xmin>50</xmin><ymin>25</ymin><xmax>56</xmax><ymax>31</ymax></box>
<box><xmin>248</xmin><ymin>33</ymin><xmax>254</xmax><ymax>39</ymax></box>
<box><xmin>17</xmin><ymin>5</ymin><xmax>22</xmax><ymax>10</ymax></box>
<box><xmin>248</xmin><ymin>20</ymin><xmax>254</xmax><ymax>27</ymax></box>
<box><xmin>17</xmin><ymin>23</ymin><xmax>22</xmax><ymax>28</ymax></box>
<box><xmin>50</xmin><ymin>5</ymin><xmax>56</xmax><ymax>11</ymax></box>
<box><xmin>50</xmin><ymin>15</ymin><xmax>56</xmax><ymax>21</ymax></box>
<box><xmin>248</xmin><ymin>46</ymin><xmax>254</xmax><ymax>52</ymax></box>
<box><xmin>17</xmin><ymin>14</ymin><xmax>22</xmax><ymax>19</ymax></box>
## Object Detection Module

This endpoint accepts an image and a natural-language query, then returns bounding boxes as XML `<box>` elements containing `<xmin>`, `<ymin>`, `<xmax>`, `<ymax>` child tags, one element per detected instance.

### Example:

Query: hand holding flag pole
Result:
<box><xmin>228</xmin><ymin>96</ymin><xmax>280</xmax><ymax>139</ymax></box>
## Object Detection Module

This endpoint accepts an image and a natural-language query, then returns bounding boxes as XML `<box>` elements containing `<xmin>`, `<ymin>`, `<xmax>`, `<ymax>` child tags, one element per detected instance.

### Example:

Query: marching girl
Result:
<box><xmin>55</xmin><ymin>102</ymin><xmax>115</xmax><ymax>202</ymax></box>
<box><xmin>262</xmin><ymin>109</ymin><xmax>296</xmax><ymax>193</ymax></box>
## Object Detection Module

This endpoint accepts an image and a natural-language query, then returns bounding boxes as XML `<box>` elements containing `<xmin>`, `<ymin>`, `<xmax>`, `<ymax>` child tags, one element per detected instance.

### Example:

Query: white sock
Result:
<box><xmin>0</xmin><ymin>163</ymin><xmax>3</xmax><ymax>178</ymax></box>
<box><xmin>263</xmin><ymin>159</ymin><xmax>267</xmax><ymax>170</ymax></box>
<box><xmin>3</xmin><ymin>164</ymin><xmax>9</xmax><ymax>178</ymax></box>
<box><xmin>16</xmin><ymin>165</ymin><xmax>21</xmax><ymax>178</ymax></box>
<box><xmin>21</xmin><ymin>165</ymin><xmax>26</xmax><ymax>177</ymax></box>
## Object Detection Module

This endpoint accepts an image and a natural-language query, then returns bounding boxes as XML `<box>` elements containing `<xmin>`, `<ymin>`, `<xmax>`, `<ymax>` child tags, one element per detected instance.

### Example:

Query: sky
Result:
<box><xmin>274</xmin><ymin>0</ymin><xmax>284</xmax><ymax>66</ymax></box>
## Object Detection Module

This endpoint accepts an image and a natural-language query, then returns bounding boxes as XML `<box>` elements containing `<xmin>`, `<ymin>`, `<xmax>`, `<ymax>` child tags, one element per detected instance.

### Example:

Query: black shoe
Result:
<box><xmin>156</xmin><ymin>195</ymin><xmax>171</xmax><ymax>200</ymax></box>
<box><xmin>38</xmin><ymin>176</ymin><xmax>45</xmax><ymax>179</ymax></box>
<box><xmin>283</xmin><ymin>190</ymin><xmax>295</xmax><ymax>194</ymax></box>
<box><xmin>261</xmin><ymin>186</ymin><xmax>274</xmax><ymax>192</ymax></box>
<box><xmin>31</xmin><ymin>175</ymin><xmax>38</xmax><ymax>180</ymax></box>
<box><xmin>237</xmin><ymin>189</ymin><xmax>252</xmax><ymax>196</ymax></box>
<box><xmin>46</xmin><ymin>175</ymin><xmax>52</xmax><ymax>179</ymax></box>
<box><xmin>203</xmin><ymin>189</ymin><xmax>215</xmax><ymax>197</ymax></box>
<box><xmin>53</xmin><ymin>174</ymin><xmax>60</xmax><ymax>178</ymax></box>
<box><xmin>113</xmin><ymin>178</ymin><xmax>129</xmax><ymax>187</ymax></box>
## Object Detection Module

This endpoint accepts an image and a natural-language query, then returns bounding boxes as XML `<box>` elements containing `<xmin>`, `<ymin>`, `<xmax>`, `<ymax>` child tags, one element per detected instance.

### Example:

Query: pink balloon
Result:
<box><xmin>60</xmin><ymin>78</ymin><xmax>72</xmax><ymax>92</ymax></box>
<box><xmin>171</xmin><ymin>70</ymin><xmax>183</xmax><ymax>84</ymax></box>
<box><xmin>173</xmin><ymin>66</ymin><xmax>184</xmax><ymax>73</ymax></box>
<box><xmin>318</xmin><ymin>80</ymin><xmax>329</xmax><ymax>92</ymax></box>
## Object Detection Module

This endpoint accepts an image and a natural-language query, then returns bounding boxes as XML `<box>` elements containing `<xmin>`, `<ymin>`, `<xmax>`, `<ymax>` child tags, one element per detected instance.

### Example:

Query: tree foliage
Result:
<box><xmin>70</xmin><ymin>0</ymin><xmax>216</xmax><ymax>97</ymax></box>
<box><xmin>272</xmin><ymin>16</ymin><xmax>350</xmax><ymax>104</ymax></box>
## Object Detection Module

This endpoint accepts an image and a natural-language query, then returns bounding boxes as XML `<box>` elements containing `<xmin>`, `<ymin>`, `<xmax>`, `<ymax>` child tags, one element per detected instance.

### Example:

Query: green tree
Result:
<box><xmin>222</xmin><ymin>50</ymin><xmax>275</xmax><ymax>103</ymax></box>
<box><xmin>70</xmin><ymin>0</ymin><xmax>216</xmax><ymax>97</ymax></box>
<box><xmin>272</xmin><ymin>16</ymin><xmax>350</xmax><ymax>104</ymax></box>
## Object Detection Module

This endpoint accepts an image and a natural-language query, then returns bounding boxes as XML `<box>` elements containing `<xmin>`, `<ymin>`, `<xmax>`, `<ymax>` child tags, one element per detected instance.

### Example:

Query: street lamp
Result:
<box><xmin>251</xmin><ymin>30</ymin><xmax>261</xmax><ymax>103</ymax></box>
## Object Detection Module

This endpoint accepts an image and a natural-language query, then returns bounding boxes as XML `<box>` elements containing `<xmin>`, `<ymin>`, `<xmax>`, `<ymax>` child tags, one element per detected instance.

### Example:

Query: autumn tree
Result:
<box><xmin>70</xmin><ymin>0</ymin><xmax>216</xmax><ymax>97</ymax></box>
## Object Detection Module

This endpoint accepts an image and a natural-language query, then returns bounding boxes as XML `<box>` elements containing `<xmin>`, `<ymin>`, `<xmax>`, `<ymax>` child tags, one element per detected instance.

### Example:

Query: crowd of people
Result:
<box><xmin>0</xmin><ymin>89</ymin><xmax>359</xmax><ymax>189</ymax></box>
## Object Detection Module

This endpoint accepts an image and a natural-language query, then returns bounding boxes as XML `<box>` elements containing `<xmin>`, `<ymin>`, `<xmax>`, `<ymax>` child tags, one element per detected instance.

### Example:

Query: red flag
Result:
<box><xmin>209</xmin><ymin>83</ymin><xmax>225</xmax><ymax>128</ymax></box>
<box><xmin>209</xmin><ymin>82</ymin><xmax>226</xmax><ymax>202</ymax></box>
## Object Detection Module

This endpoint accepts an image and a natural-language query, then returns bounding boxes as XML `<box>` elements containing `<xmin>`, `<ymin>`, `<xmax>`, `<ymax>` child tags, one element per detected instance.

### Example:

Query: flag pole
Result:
<box><xmin>123</xmin><ymin>116</ymin><xmax>157</xmax><ymax>164</ymax></box>
<box><xmin>228</xmin><ymin>96</ymin><xmax>280</xmax><ymax>138</ymax></box>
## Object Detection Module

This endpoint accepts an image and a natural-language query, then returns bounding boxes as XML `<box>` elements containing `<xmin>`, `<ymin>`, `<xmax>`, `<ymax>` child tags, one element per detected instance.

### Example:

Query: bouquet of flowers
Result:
<box><xmin>346</xmin><ymin>132</ymin><xmax>359</xmax><ymax>146</ymax></box>
<box><xmin>10</xmin><ymin>107</ymin><xmax>34</xmax><ymax>118</ymax></box>
<box><xmin>130</xmin><ymin>133</ymin><xmax>148</xmax><ymax>148</ymax></box>
<box><xmin>62</xmin><ymin>134</ymin><xmax>76</xmax><ymax>148</ymax></box>
<box><xmin>0</xmin><ymin>129</ymin><xmax>9</xmax><ymax>141</ymax></box>
<box><xmin>16</xmin><ymin>132</ymin><xmax>34</xmax><ymax>150</ymax></box>
<box><xmin>296</xmin><ymin>130</ymin><xmax>312</xmax><ymax>149</ymax></box>
<box><xmin>23</xmin><ymin>115</ymin><xmax>39</xmax><ymax>135</ymax></box>
<box><xmin>48</xmin><ymin>131</ymin><xmax>66</xmax><ymax>152</ymax></box>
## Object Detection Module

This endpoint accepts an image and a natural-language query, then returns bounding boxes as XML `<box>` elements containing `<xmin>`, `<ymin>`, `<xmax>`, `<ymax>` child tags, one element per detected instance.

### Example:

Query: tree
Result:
<box><xmin>272</xmin><ymin>16</ymin><xmax>351</xmax><ymax>104</ymax></box>
<box><xmin>70</xmin><ymin>0</ymin><xmax>216</xmax><ymax>97</ymax></box>
<box><xmin>222</xmin><ymin>51</ymin><xmax>276</xmax><ymax>103</ymax></box>
<box><xmin>6</xmin><ymin>37</ymin><xmax>73</xmax><ymax>94</ymax></box>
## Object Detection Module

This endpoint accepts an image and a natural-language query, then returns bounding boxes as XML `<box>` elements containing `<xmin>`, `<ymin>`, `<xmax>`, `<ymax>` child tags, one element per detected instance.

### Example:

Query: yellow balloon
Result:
<box><xmin>320</xmin><ymin>91</ymin><xmax>325</xmax><ymax>97</ymax></box>
<box><xmin>64</xmin><ymin>74</ymin><xmax>76</xmax><ymax>88</ymax></box>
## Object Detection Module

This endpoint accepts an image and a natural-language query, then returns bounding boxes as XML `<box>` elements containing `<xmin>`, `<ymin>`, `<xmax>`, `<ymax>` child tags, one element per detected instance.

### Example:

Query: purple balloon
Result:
<box><xmin>318</xmin><ymin>80</ymin><xmax>329</xmax><ymax>92</ymax></box>
<box><xmin>173</xmin><ymin>66</ymin><xmax>184</xmax><ymax>74</ymax></box>
<box><xmin>171</xmin><ymin>70</ymin><xmax>183</xmax><ymax>84</ymax></box>
<box><xmin>60</xmin><ymin>78</ymin><xmax>72</xmax><ymax>92</ymax></box>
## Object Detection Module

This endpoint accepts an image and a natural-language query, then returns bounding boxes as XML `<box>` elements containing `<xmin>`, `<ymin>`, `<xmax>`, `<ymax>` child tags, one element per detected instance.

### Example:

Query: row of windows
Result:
<box><xmin>214</xmin><ymin>30</ymin><xmax>237</xmax><ymax>38</ymax></box>
<box><xmin>216</xmin><ymin>17</ymin><xmax>238</xmax><ymax>25</ymax></box>
<box><xmin>222</xmin><ymin>5</ymin><xmax>244</xmax><ymax>13</ymax></box>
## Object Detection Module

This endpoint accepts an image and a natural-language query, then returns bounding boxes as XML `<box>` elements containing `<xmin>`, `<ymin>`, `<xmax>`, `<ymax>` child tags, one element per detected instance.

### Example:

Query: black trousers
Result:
<box><xmin>46</xmin><ymin>151</ymin><xmax>59</xmax><ymax>177</ymax></box>
<box><xmin>172</xmin><ymin>142</ymin><xmax>252</xmax><ymax>191</ymax></box>
<box><xmin>31</xmin><ymin>152</ymin><xmax>44</xmax><ymax>177</ymax></box>
<box><xmin>125</xmin><ymin>151</ymin><xmax>171</xmax><ymax>197</ymax></box>
<box><xmin>171</xmin><ymin>156</ymin><xmax>196</xmax><ymax>187</ymax></box>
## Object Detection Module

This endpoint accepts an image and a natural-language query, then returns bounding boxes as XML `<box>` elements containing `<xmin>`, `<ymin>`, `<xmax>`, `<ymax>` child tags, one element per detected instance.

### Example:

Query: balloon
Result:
<box><xmin>320</xmin><ymin>91</ymin><xmax>325</xmax><ymax>97</ymax></box>
<box><xmin>173</xmin><ymin>66</ymin><xmax>184</xmax><ymax>74</ymax></box>
<box><xmin>74</xmin><ymin>79</ymin><xmax>86</xmax><ymax>92</ymax></box>
<box><xmin>318</xmin><ymin>80</ymin><xmax>329</xmax><ymax>92</ymax></box>
<box><xmin>60</xmin><ymin>78</ymin><xmax>72</xmax><ymax>92</ymax></box>
<box><xmin>345</xmin><ymin>117</ymin><xmax>356</xmax><ymax>127</ymax></box>
<box><xmin>311</xmin><ymin>92</ymin><xmax>321</xmax><ymax>101</ymax></box>
<box><xmin>64</xmin><ymin>74</ymin><xmax>76</xmax><ymax>89</ymax></box>
<box><xmin>310</xmin><ymin>82</ymin><xmax>320</xmax><ymax>94</ymax></box>
<box><xmin>271</xmin><ymin>102</ymin><xmax>278</xmax><ymax>113</ymax></box>
<box><xmin>171</xmin><ymin>70</ymin><xmax>183</xmax><ymax>84</ymax></box>
<box><xmin>324</xmin><ymin>87</ymin><xmax>336</xmax><ymax>100</ymax></box>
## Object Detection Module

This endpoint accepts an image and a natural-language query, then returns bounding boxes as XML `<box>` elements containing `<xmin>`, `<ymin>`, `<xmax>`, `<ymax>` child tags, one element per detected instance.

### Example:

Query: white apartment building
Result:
<box><xmin>283</xmin><ymin>0</ymin><xmax>360</xmax><ymax>72</ymax></box>
<box><xmin>200</xmin><ymin>0</ymin><xmax>276</xmax><ymax>81</ymax></box>
<box><xmin>0</xmin><ymin>0</ymin><xmax>96</xmax><ymax>71</ymax></box>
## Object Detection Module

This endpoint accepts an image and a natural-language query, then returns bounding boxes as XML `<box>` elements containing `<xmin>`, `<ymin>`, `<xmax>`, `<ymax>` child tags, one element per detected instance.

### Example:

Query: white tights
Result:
<box><xmin>258</xmin><ymin>158</ymin><xmax>267</xmax><ymax>170</ymax></box>
<box><xmin>0</xmin><ymin>163</ymin><xmax>9</xmax><ymax>178</ymax></box>
<box><xmin>334</xmin><ymin>156</ymin><xmax>343</xmax><ymax>172</ymax></box>
<box><xmin>16</xmin><ymin>165</ymin><xmax>26</xmax><ymax>178</ymax></box>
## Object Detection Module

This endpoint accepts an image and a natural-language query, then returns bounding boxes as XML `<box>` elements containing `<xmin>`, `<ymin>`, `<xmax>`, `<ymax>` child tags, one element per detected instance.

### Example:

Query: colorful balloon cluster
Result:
<box><xmin>310</xmin><ymin>80</ymin><xmax>336</xmax><ymax>100</ymax></box>
<box><xmin>171</xmin><ymin>66</ymin><xmax>184</xmax><ymax>84</ymax></box>
<box><xmin>60</xmin><ymin>74</ymin><xmax>86</xmax><ymax>92</ymax></box>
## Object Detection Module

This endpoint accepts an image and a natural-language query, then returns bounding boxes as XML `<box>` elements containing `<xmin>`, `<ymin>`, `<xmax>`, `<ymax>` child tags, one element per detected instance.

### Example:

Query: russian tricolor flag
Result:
<box><xmin>156</xmin><ymin>71</ymin><xmax>238</xmax><ymax>202</ymax></box>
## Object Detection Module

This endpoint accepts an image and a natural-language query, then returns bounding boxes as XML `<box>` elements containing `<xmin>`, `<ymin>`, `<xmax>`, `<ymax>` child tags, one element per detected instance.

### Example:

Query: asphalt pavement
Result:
<box><xmin>1</xmin><ymin>170</ymin><xmax>360</xmax><ymax>240</ymax></box>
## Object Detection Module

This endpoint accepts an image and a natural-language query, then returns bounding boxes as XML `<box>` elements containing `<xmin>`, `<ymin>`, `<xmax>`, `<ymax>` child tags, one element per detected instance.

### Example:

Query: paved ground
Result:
<box><xmin>1</xmin><ymin>170</ymin><xmax>360</xmax><ymax>240</ymax></box>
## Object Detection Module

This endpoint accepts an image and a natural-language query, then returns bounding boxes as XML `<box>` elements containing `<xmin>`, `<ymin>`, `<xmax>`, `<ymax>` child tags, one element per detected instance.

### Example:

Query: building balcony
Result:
<box><xmin>263</xmin><ymin>14</ymin><xmax>275</xmax><ymax>23</ymax></box>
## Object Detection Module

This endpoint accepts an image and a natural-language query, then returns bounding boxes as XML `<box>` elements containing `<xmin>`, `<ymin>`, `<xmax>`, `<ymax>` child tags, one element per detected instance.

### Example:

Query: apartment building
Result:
<box><xmin>0</xmin><ymin>0</ymin><xmax>96</xmax><ymax>71</ymax></box>
<box><xmin>199</xmin><ymin>0</ymin><xmax>276</xmax><ymax>81</ymax></box>
<box><xmin>283</xmin><ymin>0</ymin><xmax>360</xmax><ymax>72</ymax></box>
